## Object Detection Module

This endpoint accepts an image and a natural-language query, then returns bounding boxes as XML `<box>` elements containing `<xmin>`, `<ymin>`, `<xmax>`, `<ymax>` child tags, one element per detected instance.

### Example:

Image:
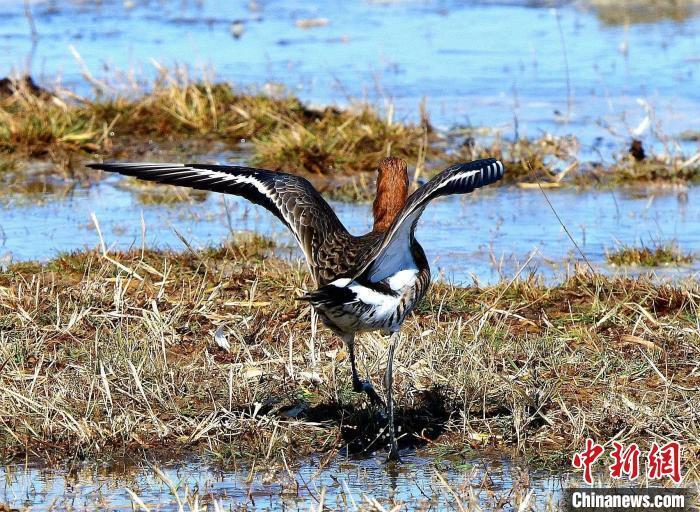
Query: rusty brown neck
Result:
<box><xmin>372</xmin><ymin>157</ymin><xmax>408</xmax><ymax>233</ymax></box>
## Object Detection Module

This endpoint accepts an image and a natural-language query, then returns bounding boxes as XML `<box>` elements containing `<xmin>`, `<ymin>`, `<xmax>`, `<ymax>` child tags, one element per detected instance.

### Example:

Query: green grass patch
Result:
<box><xmin>607</xmin><ymin>241</ymin><xmax>694</xmax><ymax>267</ymax></box>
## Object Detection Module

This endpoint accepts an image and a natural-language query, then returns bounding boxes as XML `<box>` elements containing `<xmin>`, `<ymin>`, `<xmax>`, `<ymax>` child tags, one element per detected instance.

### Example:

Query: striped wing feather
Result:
<box><xmin>357</xmin><ymin>158</ymin><xmax>505</xmax><ymax>283</ymax></box>
<box><xmin>87</xmin><ymin>162</ymin><xmax>352</xmax><ymax>284</ymax></box>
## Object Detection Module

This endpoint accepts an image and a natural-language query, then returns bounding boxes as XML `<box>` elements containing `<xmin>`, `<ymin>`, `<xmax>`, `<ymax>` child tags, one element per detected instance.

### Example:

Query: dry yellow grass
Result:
<box><xmin>585</xmin><ymin>0</ymin><xmax>700</xmax><ymax>25</ymax></box>
<box><xmin>0</xmin><ymin>241</ymin><xmax>697</xmax><ymax>476</ymax></box>
<box><xmin>1</xmin><ymin>72</ymin><xmax>698</xmax><ymax>195</ymax></box>
<box><xmin>0</xmin><ymin>71</ymin><xmax>428</xmax><ymax>179</ymax></box>
<box><xmin>607</xmin><ymin>241</ymin><xmax>695</xmax><ymax>267</ymax></box>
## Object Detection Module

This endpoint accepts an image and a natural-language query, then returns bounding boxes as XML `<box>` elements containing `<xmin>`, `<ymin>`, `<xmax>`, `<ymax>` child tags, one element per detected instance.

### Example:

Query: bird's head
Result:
<box><xmin>373</xmin><ymin>156</ymin><xmax>409</xmax><ymax>232</ymax></box>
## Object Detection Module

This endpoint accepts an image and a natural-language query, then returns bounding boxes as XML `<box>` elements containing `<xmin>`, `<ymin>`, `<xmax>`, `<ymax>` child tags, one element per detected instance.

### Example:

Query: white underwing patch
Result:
<box><xmin>214</xmin><ymin>325</ymin><xmax>231</xmax><ymax>352</ymax></box>
<box><xmin>387</xmin><ymin>268</ymin><xmax>418</xmax><ymax>290</ymax></box>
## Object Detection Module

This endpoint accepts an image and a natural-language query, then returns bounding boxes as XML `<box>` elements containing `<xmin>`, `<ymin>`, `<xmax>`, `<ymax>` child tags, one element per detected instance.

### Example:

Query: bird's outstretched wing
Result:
<box><xmin>354</xmin><ymin>158</ymin><xmax>505</xmax><ymax>283</ymax></box>
<box><xmin>87</xmin><ymin>162</ymin><xmax>352</xmax><ymax>284</ymax></box>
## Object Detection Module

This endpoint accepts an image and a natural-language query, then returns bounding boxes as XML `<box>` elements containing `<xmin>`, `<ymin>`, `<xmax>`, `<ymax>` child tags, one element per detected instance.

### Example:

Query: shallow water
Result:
<box><xmin>1</xmin><ymin>169</ymin><xmax>699</xmax><ymax>284</ymax></box>
<box><xmin>1</xmin><ymin>0</ymin><xmax>700</xmax><ymax>155</ymax></box>
<box><xmin>1</xmin><ymin>452</ymin><xmax>567</xmax><ymax>510</ymax></box>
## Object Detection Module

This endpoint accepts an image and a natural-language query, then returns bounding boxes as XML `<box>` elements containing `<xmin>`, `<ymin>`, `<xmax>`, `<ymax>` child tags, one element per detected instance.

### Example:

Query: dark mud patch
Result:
<box><xmin>281</xmin><ymin>387</ymin><xmax>455</xmax><ymax>456</ymax></box>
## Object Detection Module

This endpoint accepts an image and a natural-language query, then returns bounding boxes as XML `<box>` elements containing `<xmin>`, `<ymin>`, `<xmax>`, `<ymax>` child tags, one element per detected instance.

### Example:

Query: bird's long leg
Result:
<box><xmin>345</xmin><ymin>333</ymin><xmax>385</xmax><ymax>409</ymax></box>
<box><xmin>309</xmin><ymin>309</ymin><xmax>318</xmax><ymax>366</ymax></box>
<box><xmin>384</xmin><ymin>331</ymin><xmax>401</xmax><ymax>462</ymax></box>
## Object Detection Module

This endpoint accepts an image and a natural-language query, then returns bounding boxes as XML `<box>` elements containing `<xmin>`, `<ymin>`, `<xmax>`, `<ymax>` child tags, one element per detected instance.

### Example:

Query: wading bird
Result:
<box><xmin>87</xmin><ymin>156</ymin><xmax>504</xmax><ymax>461</ymax></box>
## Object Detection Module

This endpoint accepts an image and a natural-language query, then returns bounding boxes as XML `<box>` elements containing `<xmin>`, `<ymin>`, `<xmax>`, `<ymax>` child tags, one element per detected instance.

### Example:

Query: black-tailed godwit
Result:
<box><xmin>87</xmin><ymin>156</ymin><xmax>505</xmax><ymax>460</ymax></box>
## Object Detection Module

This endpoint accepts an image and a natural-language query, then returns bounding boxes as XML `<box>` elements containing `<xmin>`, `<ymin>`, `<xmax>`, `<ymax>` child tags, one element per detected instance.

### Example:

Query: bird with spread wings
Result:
<box><xmin>88</xmin><ymin>157</ymin><xmax>505</xmax><ymax>460</ymax></box>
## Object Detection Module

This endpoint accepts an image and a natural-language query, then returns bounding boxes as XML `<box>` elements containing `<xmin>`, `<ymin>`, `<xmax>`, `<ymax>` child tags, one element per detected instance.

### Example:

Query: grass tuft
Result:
<box><xmin>607</xmin><ymin>242</ymin><xmax>695</xmax><ymax>267</ymax></box>
<box><xmin>585</xmin><ymin>0</ymin><xmax>700</xmax><ymax>25</ymax></box>
<box><xmin>252</xmin><ymin>104</ymin><xmax>431</xmax><ymax>175</ymax></box>
<box><xmin>606</xmin><ymin>158</ymin><xmax>700</xmax><ymax>184</ymax></box>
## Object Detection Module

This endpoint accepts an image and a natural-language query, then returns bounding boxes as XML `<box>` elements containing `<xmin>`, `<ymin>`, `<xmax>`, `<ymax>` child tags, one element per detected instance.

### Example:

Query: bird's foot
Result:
<box><xmin>385</xmin><ymin>443</ymin><xmax>402</xmax><ymax>464</ymax></box>
<box><xmin>353</xmin><ymin>379</ymin><xmax>387</xmax><ymax>413</ymax></box>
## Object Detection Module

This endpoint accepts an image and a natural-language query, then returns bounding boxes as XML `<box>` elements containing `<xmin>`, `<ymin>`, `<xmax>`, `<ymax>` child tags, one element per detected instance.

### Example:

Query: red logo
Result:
<box><xmin>609</xmin><ymin>442</ymin><xmax>641</xmax><ymax>480</ymax></box>
<box><xmin>648</xmin><ymin>441</ymin><xmax>682</xmax><ymax>484</ymax></box>
<box><xmin>572</xmin><ymin>439</ymin><xmax>683</xmax><ymax>485</ymax></box>
<box><xmin>572</xmin><ymin>438</ymin><xmax>605</xmax><ymax>485</ymax></box>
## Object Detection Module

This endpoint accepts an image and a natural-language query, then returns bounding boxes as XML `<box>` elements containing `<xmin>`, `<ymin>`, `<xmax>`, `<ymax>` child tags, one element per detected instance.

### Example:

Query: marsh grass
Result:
<box><xmin>585</xmin><ymin>0</ymin><xmax>700</xmax><ymax>25</ymax></box>
<box><xmin>447</xmin><ymin>131</ymin><xmax>700</xmax><ymax>186</ymax></box>
<box><xmin>445</xmin><ymin>132</ymin><xmax>578</xmax><ymax>184</ymax></box>
<box><xmin>320</xmin><ymin>173</ymin><xmax>376</xmax><ymax>203</ymax></box>
<box><xmin>252</xmin><ymin>103</ymin><xmax>433</xmax><ymax>175</ymax></box>
<box><xmin>607</xmin><ymin>241</ymin><xmax>695</xmax><ymax>267</ymax></box>
<box><xmin>2</xmin><ymin>72</ymin><xmax>698</xmax><ymax>197</ymax></box>
<box><xmin>1</xmin><ymin>75</ymin><xmax>302</xmax><ymax>156</ymax></box>
<box><xmin>0</xmin><ymin>72</ymin><xmax>428</xmax><ymax>178</ymax></box>
<box><xmin>604</xmin><ymin>156</ymin><xmax>700</xmax><ymax>184</ymax></box>
<box><xmin>0</xmin><ymin>242</ymin><xmax>697</xmax><ymax>476</ymax></box>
